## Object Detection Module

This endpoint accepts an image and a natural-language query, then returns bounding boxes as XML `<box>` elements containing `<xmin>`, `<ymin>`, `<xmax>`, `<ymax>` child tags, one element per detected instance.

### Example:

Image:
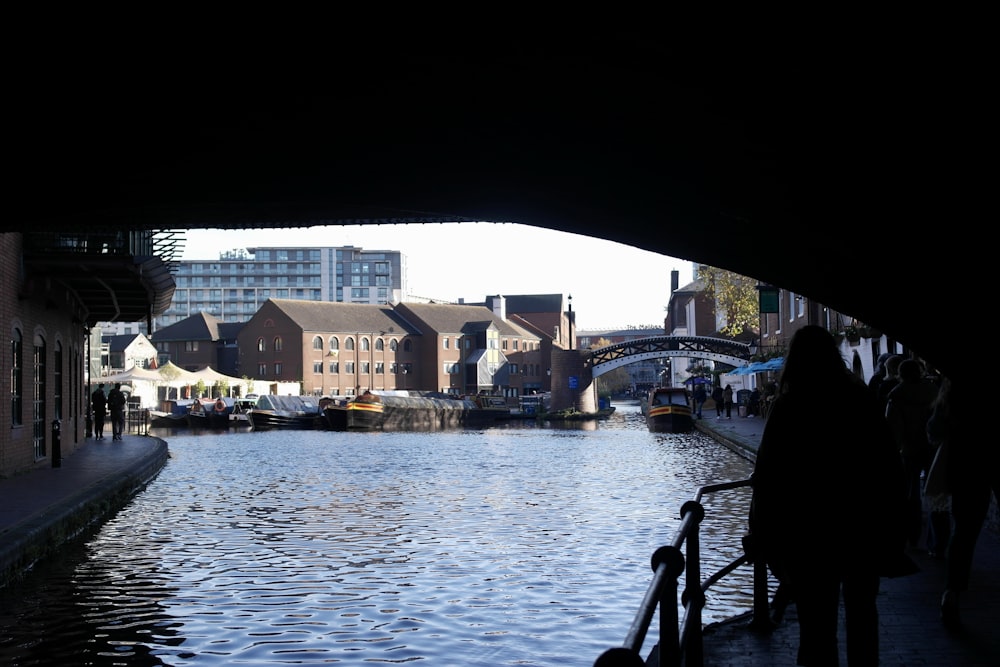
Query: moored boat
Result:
<box><xmin>245</xmin><ymin>394</ymin><xmax>325</xmax><ymax>430</ymax></box>
<box><xmin>148</xmin><ymin>398</ymin><xmax>196</xmax><ymax>428</ymax></box>
<box><xmin>323</xmin><ymin>390</ymin><xmax>512</xmax><ymax>431</ymax></box>
<box><xmin>187</xmin><ymin>397</ymin><xmax>235</xmax><ymax>429</ymax></box>
<box><xmin>643</xmin><ymin>386</ymin><xmax>694</xmax><ymax>433</ymax></box>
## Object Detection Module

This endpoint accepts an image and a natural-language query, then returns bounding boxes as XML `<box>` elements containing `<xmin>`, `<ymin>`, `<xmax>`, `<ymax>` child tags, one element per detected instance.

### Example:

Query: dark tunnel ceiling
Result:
<box><xmin>6</xmin><ymin>35</ymin><xmax>970</xmax><ymax>378</ymax></box>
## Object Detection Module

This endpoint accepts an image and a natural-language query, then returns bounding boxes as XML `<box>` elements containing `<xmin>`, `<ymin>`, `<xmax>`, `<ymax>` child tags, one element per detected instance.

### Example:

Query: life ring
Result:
<box><xmin>214</xmin><ymin>399</ymin><xmax>227</xmax><ymax>413</ymax></box>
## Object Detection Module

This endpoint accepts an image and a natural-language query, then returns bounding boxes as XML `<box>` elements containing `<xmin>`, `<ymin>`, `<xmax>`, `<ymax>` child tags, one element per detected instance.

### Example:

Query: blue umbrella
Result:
<box><xmin>760</xmin><ymin>357</ymin><xmax>784</xmax><ymax>371</ymax></box>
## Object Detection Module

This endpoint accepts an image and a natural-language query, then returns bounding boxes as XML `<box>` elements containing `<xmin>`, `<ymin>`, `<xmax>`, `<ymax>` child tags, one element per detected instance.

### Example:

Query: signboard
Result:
<box><xmin>568</xmin><ymin>376</ymin><xmax>579</xmax><ymax>389</ymax></box>
<box><xmin>757</xmin><ymin>284</ymin><xmax>780</xmax><ymax>314</ymax></box>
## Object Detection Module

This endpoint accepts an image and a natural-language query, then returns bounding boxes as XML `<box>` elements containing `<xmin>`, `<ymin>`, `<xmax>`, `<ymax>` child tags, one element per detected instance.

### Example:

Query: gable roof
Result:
<box><xmin>265</xmin><ymin>299</ymin><xmax>418</xmax><ymax>335</ymax></box>
<box><xmin>397</xmin><ymin>302</ymin><xmax>539</xmax><ymax>339</ymax></box>
<box><xmin>102</xmin><ymin>333</ymin><xmax>152</xmax><ymax>353</ymax></box>
<box><xmin>151</xmin><ymin>311</ymin><xmax>224</xmax><ymax>342</ymax></box>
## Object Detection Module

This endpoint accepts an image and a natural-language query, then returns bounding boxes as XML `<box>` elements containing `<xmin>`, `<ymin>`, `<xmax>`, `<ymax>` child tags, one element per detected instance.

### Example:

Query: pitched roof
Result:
<box><xmin>151</xmin><ymin>311</ymin><xmax>223</xmax><ymax>342</ymax></box>
<box><xmin>102</xmin><ymin>333</ymin><xmax>151</xmax><ymax>352</ymax></box>
<box><xmin>266</xmin><ymin>299</ymin><xmax>418</xmax><ymax>335</ymax></box>
<box><xmin>398</xmin><ymin>302</ymin><xmax>538</xmax><ymax>339</ymax></box>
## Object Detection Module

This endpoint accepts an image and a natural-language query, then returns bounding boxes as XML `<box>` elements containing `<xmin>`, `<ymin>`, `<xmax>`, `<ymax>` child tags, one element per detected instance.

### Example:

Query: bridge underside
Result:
<box><xmin>5</xmin><ymin>33</ymin><xmax>961</xmax><ymax>378</ymax></box>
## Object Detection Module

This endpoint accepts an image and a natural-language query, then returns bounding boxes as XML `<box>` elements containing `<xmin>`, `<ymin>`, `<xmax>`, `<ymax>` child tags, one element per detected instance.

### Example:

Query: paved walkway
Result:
<box><xmin>1</xmin><ymin>421</ymin><xmax>998</xmax><ymax>665</ymax></box>
<box><xmin>692</xmin><ymin>414</ymin><xmax>1000</xmax><ymax>667</ymax></box>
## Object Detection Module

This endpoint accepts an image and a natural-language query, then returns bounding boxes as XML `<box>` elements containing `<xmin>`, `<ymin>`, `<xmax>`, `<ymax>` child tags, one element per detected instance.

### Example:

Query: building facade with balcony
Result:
<box><xmin>155</xmin><ymin>245</ymin><xmax>407</xmax><ymax>332</ymax></box>
<box><xmin>1</xmin><ymin>231</ymin><xmax>178</xmax><ymax>477</ymax></box>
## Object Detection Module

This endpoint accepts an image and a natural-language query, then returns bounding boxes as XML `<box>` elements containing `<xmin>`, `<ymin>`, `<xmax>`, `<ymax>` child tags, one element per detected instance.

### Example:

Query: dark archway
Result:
<box><xmin>6</xmin><ymin>36</ymin><xmax>963</xmax><ymax>378</ymax></box>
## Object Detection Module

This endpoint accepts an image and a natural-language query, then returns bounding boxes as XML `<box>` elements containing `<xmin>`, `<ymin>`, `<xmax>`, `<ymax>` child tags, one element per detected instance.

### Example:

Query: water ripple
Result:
<box><xmin>0</xmin><ymin>403</ymin><xmax>755</xmax><ymax>666</ymax></box>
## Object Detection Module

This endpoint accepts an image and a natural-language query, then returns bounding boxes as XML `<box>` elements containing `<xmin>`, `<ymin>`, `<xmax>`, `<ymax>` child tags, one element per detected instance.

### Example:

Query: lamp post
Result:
<box><xmin>567</xmin><ymin>293</ymin><xmax>573</xmax><ymax>350</ymax></box>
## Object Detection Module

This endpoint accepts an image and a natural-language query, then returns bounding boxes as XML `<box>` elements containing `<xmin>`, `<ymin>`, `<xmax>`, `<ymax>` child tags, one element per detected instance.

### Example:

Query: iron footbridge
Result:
<box><xmin>584</xmin><ymin>336</ymin><xmax>754</xmax><ymax>378</ymax></box>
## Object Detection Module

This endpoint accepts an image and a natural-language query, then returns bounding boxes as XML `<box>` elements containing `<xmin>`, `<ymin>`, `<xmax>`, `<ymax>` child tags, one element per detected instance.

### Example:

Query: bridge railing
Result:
<box><xmin>593</xmin><ymin>478</ymin><xmax>778</xmax><ymax>667</ymax></box>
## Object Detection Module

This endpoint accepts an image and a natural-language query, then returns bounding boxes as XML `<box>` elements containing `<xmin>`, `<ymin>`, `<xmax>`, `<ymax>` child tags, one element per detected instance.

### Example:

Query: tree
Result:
<box><xmin>697</xmin><ymin>264</ymin><xmax>760</xmax><ymax>337</ymax></box>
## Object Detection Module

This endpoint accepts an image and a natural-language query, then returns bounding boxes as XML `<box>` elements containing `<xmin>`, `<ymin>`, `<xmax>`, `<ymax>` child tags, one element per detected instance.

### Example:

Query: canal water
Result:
<box><xmin>0</xmin><ymin>402</ymin><xmax>755</xmax><ymax>666</ymax></box>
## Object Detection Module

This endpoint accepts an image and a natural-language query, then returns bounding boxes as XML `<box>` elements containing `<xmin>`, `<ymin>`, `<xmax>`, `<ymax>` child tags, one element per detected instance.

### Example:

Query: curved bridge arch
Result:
<box><xmin>584</xmin><ymin>336</ymin><xmax>753</xmax><ymax>378</ymax></box>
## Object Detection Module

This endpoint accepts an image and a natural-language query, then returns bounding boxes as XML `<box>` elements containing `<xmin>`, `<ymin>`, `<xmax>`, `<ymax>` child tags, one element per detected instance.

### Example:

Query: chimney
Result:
<box><xmin>489</xmin><ymin>295</ymin><xmax>506</xmax><ymax>320</ymax></box>
<box><xmin>671</xmin><ymin>269</ymin><xmax>679</xmax><ymax>293</ymax></box>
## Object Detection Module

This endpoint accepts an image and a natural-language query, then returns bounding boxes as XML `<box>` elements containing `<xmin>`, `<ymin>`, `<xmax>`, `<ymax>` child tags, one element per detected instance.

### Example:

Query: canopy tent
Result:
<box><xmin>100</xmin><ymin>365</ymin><xmax>163</xmax><ymax>384</ymax></box>
<box><xmin>154</xmin><ymin>361</ymin><xmax>201</xmax><ymax>388</ymax></box>
<box><xmin>187</xmin><ymin>366</ymin><xmax>254</xmax><ymax>397</ymax></box>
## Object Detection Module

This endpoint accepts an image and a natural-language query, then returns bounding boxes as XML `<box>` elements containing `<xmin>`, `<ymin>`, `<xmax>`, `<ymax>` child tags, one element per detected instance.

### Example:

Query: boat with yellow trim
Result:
<box><xmin>642</xmin><ymin>386</ymin><xmax>694</xmax><ymax>433</ymax></box>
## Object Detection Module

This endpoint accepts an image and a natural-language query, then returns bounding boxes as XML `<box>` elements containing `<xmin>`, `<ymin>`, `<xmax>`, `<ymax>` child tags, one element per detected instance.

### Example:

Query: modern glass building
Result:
<box><xmin>153</xmin><ymin>246</ymin><xmax>407</xmax><ymax>331</ymax></box>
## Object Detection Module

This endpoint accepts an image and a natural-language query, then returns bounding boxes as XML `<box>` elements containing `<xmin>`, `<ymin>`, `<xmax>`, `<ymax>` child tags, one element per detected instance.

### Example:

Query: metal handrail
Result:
<box><xmin>594</xmin><ymin>478</ymin><xmax>777</xmax><ymax>667</ymax></box>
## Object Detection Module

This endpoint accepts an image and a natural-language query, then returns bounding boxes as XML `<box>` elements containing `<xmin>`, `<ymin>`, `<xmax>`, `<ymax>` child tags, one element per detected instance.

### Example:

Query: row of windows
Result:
<box><xmin>180</xmin><ymin>262</ymin><xmax>323</xmax><ymax>275</ymax></box>
<box><xmin>176</xmin><ymin>275</ymin><xmax>323</xmax><ymax>287</ymax></box>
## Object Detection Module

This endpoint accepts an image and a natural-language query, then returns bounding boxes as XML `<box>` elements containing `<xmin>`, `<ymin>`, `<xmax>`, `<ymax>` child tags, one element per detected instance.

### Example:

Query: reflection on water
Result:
<box><xmin>0</xmin><ymin>403</ymin><xmax>755</xmax><ymax>666</ymax></box>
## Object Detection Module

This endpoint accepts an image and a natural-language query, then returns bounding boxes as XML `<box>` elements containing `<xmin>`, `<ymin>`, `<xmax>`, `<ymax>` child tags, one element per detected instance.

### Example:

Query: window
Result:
<box><xmin>257</xmin><ymin>337</ymin><xmax>266</xmax><ymax>352</ymax></box>
<box><xmin>10</xmin><ymin>327</ymin><xmax>22</xmax><ymax>426</ymax></box>
<box><xmin>345</xmin><ymin>361</ymin><xmax>355</xmax><ymax>374</ymax></box>
<box><xmin>361</xmin><ymin>337</ymin><xmax>370</xmax><ymax>352</ymax></box>
<box><xmin>54</xmin><ymin>341</ymin><xmax>62</xmax><ymax>421</ymax></box>
<box><xmin>312</xmin><ymin>336</ymin><xmax>323</xmax><ymax>350</ymax></box>
<box><xmin>329</xmin><ymin>336</ymin><xmax>339</xmax><ymax>351</ymax></box>
<box><xmin>443</xmin><ymin>337</ymin><xmax>449</xmax><ymax>349</ymax></box>
<box><xmin>403</xmin><ymin>339</ymin><xmax>412</xmax><ymax>352</ymax></box>
<box><xmin>274</xmin><ymin>363</ymin><xmax>283</xmax><ymax>376</ymax></box>
<box><xmin>273</xmin><ymin>337</ymin><xmax>283</xmax><ymax>351</ymax></box>
<box><xmin>33</xmin><ymin>333</ymin><xmax>46</xmax><ymax>459</ymax></box>
<box><xmin>390</xmin><ymin>339</ymin><xmax>398</xmax><ymax>352</ymax></box>
<box><xmin>361</xmin><ymin>362</ymin><xmax>370</xmax><ymax>374</ymax></box>
<box><xmin>313</xmin><ymin>361</ymin><xmax>323</xmax><ymax>373</ymax></box>
<box><xmin>258</xmin><ymin>363</ymin><xmax>267</xmax><ymax>376</ymax></box>
<box><xmin>329</xmin><ymin>361</ymin><xmax>339</xmax><ymax>373</ymax></box>
<box><xmin>375</xmin><ymin>362</ymin><xmax>384</xmax><ymax>374</ymax></box>
<box><xmin>375</xmin><ymin>338</ymin><xmax>384</xmax><ymax>351</ymax></box>
<box><xmin>185</xmin><ymin>341</ymin><xmax>199</xmax><ymax>352</ymax></box>
<box><xmin>445</xmin><ymin>362</ymin><xmax>459</xmax><ymax>374</ymax></box>
<box><xmin>345</xmin><ymin>338</ymin><xmax>355</xmax><ymax>351</ymax></box>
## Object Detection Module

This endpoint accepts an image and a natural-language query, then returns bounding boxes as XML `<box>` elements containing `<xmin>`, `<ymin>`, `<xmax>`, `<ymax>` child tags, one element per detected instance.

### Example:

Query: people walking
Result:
<box><xmin>107</xmin><ymin>382</ymin><xmax>127</xmax><ymax>441</ymax></box>
<box><xmin>712</xmin><ymin>385</ymin><xmax>724</xmax><ymax>418</ymax></box>
<box><xmin>722</xmin><ymin>384</ymin><xmax>734</xmax><ymax>419</ymax></box>
<box><xmin>692</xmin><ymin>383</ymin><xmax>707</xmax><ymax>419</ymax></box>
<box><xmin>885</xmin><ymin>358</ymin><xmax>938</xmax><ymax>548</ymax></box>
<box><xmin>748</xmin><ymin>325</ymin><xmax>913</xmax><ymax>666</ymax></box>
<box><xmin>936</xmin><ymin>378</ymin><xmax>999</xmax><ymax>629</ymax></box>
<box><xmin>91</xmin><ymin>383</ymin><xmax>107</xmax><ymax>440</ymax></box>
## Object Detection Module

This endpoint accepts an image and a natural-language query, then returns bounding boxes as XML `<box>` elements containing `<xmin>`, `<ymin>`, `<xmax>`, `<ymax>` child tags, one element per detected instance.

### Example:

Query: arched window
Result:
<box><xmin>33</xmin><ymin>332</ymin><xmax>46</xmax><ymax>459</ymax></box>
<box><xmin>273</xmin><ymin>336</ymin><xmax>282</xmax><ymax>351</ymax></box>
<box><xmin>312</xmin><ymin>336</ymin><xmax>323</xmax><ymax>350</ymax></box>
<box><xmin>361</xmin><ymin>337</ymin><xmax>370</xmax><ymax>351</ymax></box>
<box><xmin>375</xmin><ymin>338</ymin><xmax>384</xmax><ymax>351</ymax></box>
<box><xmin>345</xmin><ymin>337</ymin><xmax>355</xmax><ymax>351</ymax></box>
<box><xmin>403</xmin><ymin>339</ymin><xmax>412</xmax><ymax>352</ymax></box>
<box><xmin>10</xmin><ymin>327</ymin><xmax>22</xmax><ymax>427</ymax></box>
<box><xmin>257</xmin><ymin>337</ymin><xmax>266</xmax><ymax>352</ymax></box>
<box><xmin>54</xmin><ymin>341</ymin><xmax>63</xmax><ymax>421</ymax></box>
<box><xmin>389</xmin><ymin>339</ymin><xmax>398</xmax><ymax>351</ymax></box>
<box><xmin>329</xmin><ymin>336</ymin><xmax>339</xmax><ymax>351</ymax></box>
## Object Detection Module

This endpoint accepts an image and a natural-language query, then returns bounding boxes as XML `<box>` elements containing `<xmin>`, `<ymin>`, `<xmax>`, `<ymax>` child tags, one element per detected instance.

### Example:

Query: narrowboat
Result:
<box><xmin>187</xmin><ymin>397</ymin><xmax>235</xmax><ymax>429</ymax></box>
<box><xmin>245</xmin><ymin>394</ymin><xmax>325</xmax><ymax>430</ymax></box>
<box><xmin>322</xmin><ymin>391</ymin><xmax>511</xmax><ymax>431</ymax></box>
<box><xmin>643</xmin><ymin>387</ymin><xmax>694</xmax><ymax>433</ymax></box>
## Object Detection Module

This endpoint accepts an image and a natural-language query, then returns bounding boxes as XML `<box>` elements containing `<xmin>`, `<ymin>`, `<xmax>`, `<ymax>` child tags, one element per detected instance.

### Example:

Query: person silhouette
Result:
<box><xmin>692</xmin><ymin>383</ymin><xmax>707</xmax><ymax>419</ymax></box>
<box><xmin>107</xmin><ymin>382</ymin><xmax>127</xmax><ymax>440</ymax></box>
<box><xmin>937</xmin><ymin>378</ymin><xmax>999</xmax><ymax>629</ymax></box>
<box><xmin>91</xmin><ymin>383</ymin><xmax>107</xmax><ymax>440</ymax></box>
<box><xmin>749</xmin><ymin>325</ymin><xmax>913</xmax><ymax>666</ymax></box>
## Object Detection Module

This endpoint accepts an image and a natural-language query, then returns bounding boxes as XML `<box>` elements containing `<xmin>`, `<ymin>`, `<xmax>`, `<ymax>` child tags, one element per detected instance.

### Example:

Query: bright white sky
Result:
<box><xmin>179</xmin><ymin>222</ymin><xmax>694</xmax><ymax>332</ymax></box>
